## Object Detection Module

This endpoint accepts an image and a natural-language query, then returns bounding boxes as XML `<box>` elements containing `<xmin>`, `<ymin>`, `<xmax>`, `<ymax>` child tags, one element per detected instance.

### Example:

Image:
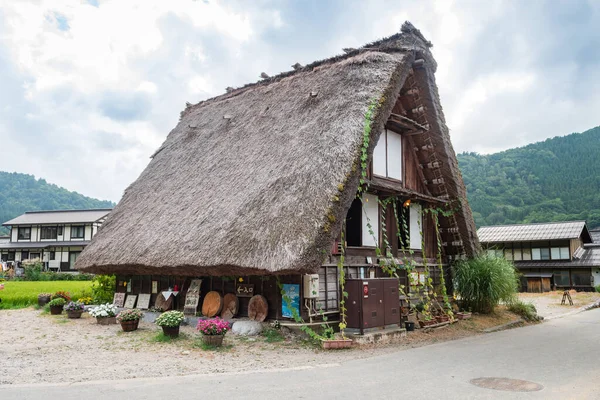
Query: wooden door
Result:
<box><xmin>383</xmin><ymin>279</ymin><xmax>401</xmax><ymax>326</ymax></box>
<box><xmin>527</xmin><ymin>278</ymin><xmax>541</xmax><ymax>293</ymax></box>
<box><xmin>541</xmin><ymin>278</ymin><xmax>551</xmax><ymax>292</ymax></box>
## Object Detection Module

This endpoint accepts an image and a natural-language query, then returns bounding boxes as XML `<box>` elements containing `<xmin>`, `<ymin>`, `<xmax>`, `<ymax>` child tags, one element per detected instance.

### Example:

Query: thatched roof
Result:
<box><xmin>77</xmin><ymin>22</ymin><xmax>478</xmax><ymax>276</ymax></box>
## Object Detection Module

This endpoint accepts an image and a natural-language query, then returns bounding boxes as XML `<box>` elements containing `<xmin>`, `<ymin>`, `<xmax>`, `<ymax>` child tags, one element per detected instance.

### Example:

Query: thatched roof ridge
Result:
<box><xmin>178</xmin><ymin>21</ymin><xmax>434</xmax><ymax>123</ymax></box>
<box><xmin>77</xmin><ymin>22</ymin><xmax>478</xmax><ymax>276</ymax></box>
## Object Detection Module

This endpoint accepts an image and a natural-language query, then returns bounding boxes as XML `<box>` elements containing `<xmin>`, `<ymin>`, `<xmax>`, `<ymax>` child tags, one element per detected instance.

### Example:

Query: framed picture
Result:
<box><xmin>137</xmin><ymin>293</ymin><xmax>151</xmax><ymax>309</ymax></box>
<box><xmin>187</xmin><ymin>279</ymin><xmax>202</xmax><ymax>294</ymax></box>
<box><xmin>124</xmin><ymin>295</ymin><xmax>137</xmax><ymax>309</ymax></box>
<box><xmin>113</xmin><ymin>293</ymin><xmax>126</xmax><ymax>308</ymax></box>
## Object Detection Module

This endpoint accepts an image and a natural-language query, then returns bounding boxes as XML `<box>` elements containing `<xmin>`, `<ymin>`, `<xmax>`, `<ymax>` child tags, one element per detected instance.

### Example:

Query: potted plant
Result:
<box><xmin>48</xmin><ymin>298</ymin><xmax>66</xmax><ymax>315</ymax></box>
<box><xmin>196</xmin><ymin>317</ymin><xmax>231</xmax><ymax>347</ymax></box>
<box><xmin>89</xmin><ymin>303</ymin><xmax>118</xmax><ymax>324</ymax></box>
<box><xmin>38</xmin><ymin>293</ymin><xmax>52</xmax><ymax>307</ymax></box>
<box><xmin>51</xmin><ymin>291</ymin><xmax>71</xmax><ymax>303</ymax></box>
<box><xmin>64</xmin><ymin>301</ymin><xmax>85</xmax><ymax>319</ymax></box>
<box><xmin>155</xmin><ymin>310</ymin><xmax>184</xmax><ymax>337</ymax></box>
<box><xmin>116</xmin><ymin>309</ymin><xmax>144</xmax><ymax>332</ymax></box>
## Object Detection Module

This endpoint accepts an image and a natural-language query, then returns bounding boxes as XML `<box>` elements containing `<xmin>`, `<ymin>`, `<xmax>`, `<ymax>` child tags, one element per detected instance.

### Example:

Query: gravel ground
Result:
<box><xmin>0</xmin><ymin>308</ymin><xmax>524</xmax><ymax>385</ymax></box>
<box><xmin>518</xmin><ymin>291</ymin><xmax>600</xmax><ymax>318</ymax></box>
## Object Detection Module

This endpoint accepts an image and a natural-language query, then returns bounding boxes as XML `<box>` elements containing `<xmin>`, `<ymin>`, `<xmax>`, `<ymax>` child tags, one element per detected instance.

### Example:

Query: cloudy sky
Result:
<box><xmin>0</xmin><ymin>0</ymin><xmax>599</xmax><ymax>202</ymax></box>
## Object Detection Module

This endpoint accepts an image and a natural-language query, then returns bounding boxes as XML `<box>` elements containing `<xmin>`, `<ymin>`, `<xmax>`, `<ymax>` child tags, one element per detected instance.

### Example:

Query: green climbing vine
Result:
<box><xmin>338</xmin><ymin>229</ymin><xmax>348</xmax><ymax>338</ymax></box>
<box><xmin>276</xmin><ymin>277</ymin><xmax>334</xmax><ymax>344</ymax></box>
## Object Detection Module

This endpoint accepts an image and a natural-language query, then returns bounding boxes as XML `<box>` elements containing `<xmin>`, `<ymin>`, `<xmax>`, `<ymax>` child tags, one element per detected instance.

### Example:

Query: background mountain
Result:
<box><xmin>0</xmin><ymin>171</ymin><xmax>115</xmax><ymax>235</ymax></box>
<box><xmin>458</xmin><ymin>126</ymin><xmax>600</xmax><ymax>229</ymax></box>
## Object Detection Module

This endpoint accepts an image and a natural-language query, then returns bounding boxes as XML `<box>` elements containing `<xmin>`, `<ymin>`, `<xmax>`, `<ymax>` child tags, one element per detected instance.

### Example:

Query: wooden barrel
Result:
<box><xmin>220</xmin><ymin>293</ymin><xmax>239</xmax><ymax>320</ymax></box>
<box><xmin>248</xmin><ymin>295</ymin><xmax>268</xmax><ymax>322</ymax></box>
<box><xmin>202</xmin><ymin>291</ymin><xmax>223</xmax><ymax>317</ymax></box>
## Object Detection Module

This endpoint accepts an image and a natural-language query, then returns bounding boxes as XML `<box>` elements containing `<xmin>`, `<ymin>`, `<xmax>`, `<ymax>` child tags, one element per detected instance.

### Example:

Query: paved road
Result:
<box><xmin>3</xmin><ymin>309</ymin><xmax>600</xmax><ymax>400</ymax></box>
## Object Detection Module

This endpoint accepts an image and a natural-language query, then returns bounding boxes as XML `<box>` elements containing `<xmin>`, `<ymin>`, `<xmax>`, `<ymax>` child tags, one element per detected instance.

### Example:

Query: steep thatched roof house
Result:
<box><xmin>77</xmin><ymin>22</ymin><xmax>479</xmax><ymax>320</ymax></box>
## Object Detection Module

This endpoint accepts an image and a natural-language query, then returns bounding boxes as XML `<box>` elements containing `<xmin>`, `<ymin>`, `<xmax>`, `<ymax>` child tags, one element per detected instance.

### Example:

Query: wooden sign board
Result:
<box><xmin>151</xmin><ymin>281</ymin><xmax>158</xmax><ymax>294</ymax></box>
<box><xmin>183</xmin><ymin>293</ymin><xmax>200</xmax><ymax>315</ymax></box>
<box><xmin>137</xmin><ymin>293</ymin><xmax>151</xmax><ymax>309</ymax></box>
<box><xmin>236</xmin><ymin>284</ymin><xmax>255</xmax><ymax>298</ymax></box>
<box><xmin>113</xmin><ymin>292</ymin><xmax>126</xmax><ymax>308</ymax></box>
<box><xmin>187</xmin><ymin>279</ymin><xmax>202</xmax><ymax>294</ymax></box>
<box><xmin>124</xmin><ymin>295</ymin><xmax>137</xmax><ymax>309</ymax></box>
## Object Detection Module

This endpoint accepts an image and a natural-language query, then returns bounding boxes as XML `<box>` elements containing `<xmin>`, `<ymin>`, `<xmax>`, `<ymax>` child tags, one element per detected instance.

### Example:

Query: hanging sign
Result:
<box><xmin>236</xmin><ymin>284</ymin><xmax>255</xmax><ymax>298</ymax></box>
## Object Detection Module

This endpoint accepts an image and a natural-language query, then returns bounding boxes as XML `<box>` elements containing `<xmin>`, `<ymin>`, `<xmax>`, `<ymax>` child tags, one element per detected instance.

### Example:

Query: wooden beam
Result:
<box><xmin>406</xmin><ymin>136</ymin><xmax>432</xmax><ymax>196</ymax></box>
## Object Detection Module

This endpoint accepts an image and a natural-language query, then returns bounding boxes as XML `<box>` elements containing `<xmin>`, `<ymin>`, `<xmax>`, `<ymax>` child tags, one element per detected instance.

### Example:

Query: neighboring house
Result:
<box><xmin>478</xmin><ymin>221</ymin><xmax>599</xmax><ymax>292</ymax></box>
<box><xmin>77</xmin><ymin>23</ymin><xmax>479</xmax><ymax>320</ymax></box>
<box><xmin>0</xmin><ymin>209</ymin><xmax>111</xmax><ymax>272</ymax></box>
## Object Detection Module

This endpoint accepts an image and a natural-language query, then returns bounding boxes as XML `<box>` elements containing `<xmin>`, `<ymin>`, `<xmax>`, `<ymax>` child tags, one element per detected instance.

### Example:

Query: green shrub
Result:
<box><xmin>91</xmin><ymin>274</ymin><xmax>116</xmax><ymax>304</ymax></box>
<box><xmin>507</xmin><ymin>300</ymin><xmax>540</xmax><ymax>321</ymax></box>
<box><xmin>23</xmin><ymin>260</ymin><xmax>43</xmax><ymax>281</ymax></box>
<box><xmin>453</xmin><ymin>255</ymin><xmax>519</xmax><ymax>314</ymax></box>
<box><xmin>595</xmin><ymin>285</ymin><xmax>600</xmax><ymax>293</ymax></box>
<box><xmin>48</xmin><ymin>298</ymin><xmax>66</xmax><ymax>307</ymax></box>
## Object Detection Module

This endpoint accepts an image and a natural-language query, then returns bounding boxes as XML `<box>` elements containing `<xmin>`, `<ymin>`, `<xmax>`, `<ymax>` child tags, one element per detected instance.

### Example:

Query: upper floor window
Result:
<box><xmin>373</xmin><ymin>129</ymin><xmax>402</xmax><ymax>180</ymax></box>
<box><xmin>71</xmin><ymin>225</ymin><xmax>85</xmax><ymax>239</ymax></box>
<box><xmin>41</xmin><ymin>226</ymin><xmax>57</xmax><ymax>240</ymax></box>
<box><xmin>17</xmin><ymin>227</ymin><xmax>31</xmax><ymax>240</ymax></box>
<box><xmin>57</xmin><ymin>226</ymin><xmax>63</xmax><ymax>236</ymax></box>
<box><xmin>344</xmin><ymin>194</ymin><xmax>379</xmax><ymax>247</ymax></box>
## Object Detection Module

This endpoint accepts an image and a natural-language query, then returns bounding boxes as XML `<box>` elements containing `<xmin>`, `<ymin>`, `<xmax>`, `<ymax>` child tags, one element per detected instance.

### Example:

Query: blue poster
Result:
<box><xmin>282</xmin><ymin>284</ymin><xmax>300</xmax><ymax>318</ymax></box>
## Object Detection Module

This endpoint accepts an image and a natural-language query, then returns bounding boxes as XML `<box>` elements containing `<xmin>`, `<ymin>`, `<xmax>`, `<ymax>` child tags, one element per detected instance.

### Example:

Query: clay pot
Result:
<box><xmin>67</xmin><ymin>310</ymin><xmax>83</xmax><ymax>319</ymax></box>
<box><xmin>161</xmin><ymin>325</ymin><xmax>180</xmax><ymax>338</ymax></box>
<box><xmin>120</xmin><ymin>319</ymin><xmax>140</xmax><ymax>332</ymax></box>
<box><xmin>201</xmin><ymin>334</ymin><xmax>224</xmax><ymax>347</ymax></box>
<box><xmin>96</xmin><ymin>316</ymin><xmax>117</xmax><ymax>325</ymax></box>
<box><xmin>49</xmin><ymin>305</ymin><xmax>63</xmax><ymax>315</ymax></box>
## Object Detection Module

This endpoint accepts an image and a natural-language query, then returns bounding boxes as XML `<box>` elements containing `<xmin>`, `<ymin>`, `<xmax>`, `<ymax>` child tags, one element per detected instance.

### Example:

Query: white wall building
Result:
<box><xmin>0</xmin><ymin>209</ymin><xmax>111</xmax><ymax>271</ymax></box>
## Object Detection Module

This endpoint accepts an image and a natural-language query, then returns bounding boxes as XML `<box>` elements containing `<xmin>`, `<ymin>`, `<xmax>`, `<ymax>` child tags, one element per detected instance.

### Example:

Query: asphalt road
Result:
<box><xmin>3</xmin><ymin>308</ymin><xmax>600</xmax><ymax>400</ymax></box>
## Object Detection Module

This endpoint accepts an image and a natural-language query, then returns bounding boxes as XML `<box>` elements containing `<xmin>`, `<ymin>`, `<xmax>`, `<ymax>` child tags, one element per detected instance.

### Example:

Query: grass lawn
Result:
<box><xmin>0</xmin><ymin>281</ymin><xmax>93</xmax><ymax>309</ymax></box>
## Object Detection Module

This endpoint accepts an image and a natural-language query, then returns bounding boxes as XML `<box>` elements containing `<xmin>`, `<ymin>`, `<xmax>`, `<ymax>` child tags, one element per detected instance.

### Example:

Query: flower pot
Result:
<box><xmin>96</xmin><ymin>316</ymin><xmax>117</xmax><ymax>325</ymax></box>
<box><xmin>38</xmin><ymin>296</ymin><xmax>51</xmax><ymax>307</ymax></box>
<box><xmin>436</xmin><ymin>315</ymin><xmax>450</xmax><ymax>323</ymax></box>
<box><xmin>320</xmin><ymin>338</ymin><xmax>352</xmax><ymax>350</ymax></box>
<box><xmin>162</xmin><ymin>325</ymin><xmax>180</xmax><ymax>338</ymax></box>
<box><xmin>50</xmin><ymin>305</ymin><xmax>64</xmax><ymax>315</ymax></box>
<box><xmin>202</xmin><ymin>334</ymin><xmax>224</xmax><ymax>347</ymax></box>
<box><xmin>404</xmin><ymin>321</ymin><xmax>415</xmax><ymax>332</ymax></box>
<box><xmin>418</xmin><ymin>320</ymin><xmax>436</xmax><ymax>328</ymax></box>
<box><xmin>67</xmin><ymin>310</ymin><xmax>83</xmax><ymax>319</ymax></box>
<box><xmin>456</xmin><ymin>312</ymin><xmax>472</xmax><ymax>320</ymax></box>
<box><xmin>120</xmin><ymin>319</ymin><xmax>140</xmax><ymax>332</ymax></box>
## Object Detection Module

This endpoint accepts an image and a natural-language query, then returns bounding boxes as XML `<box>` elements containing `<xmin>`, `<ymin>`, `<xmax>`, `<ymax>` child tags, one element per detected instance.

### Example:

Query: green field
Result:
<box><xmin>0</xmin><ymin>281</ymin><xmax>93</xmax><ymax>309</ymax></box>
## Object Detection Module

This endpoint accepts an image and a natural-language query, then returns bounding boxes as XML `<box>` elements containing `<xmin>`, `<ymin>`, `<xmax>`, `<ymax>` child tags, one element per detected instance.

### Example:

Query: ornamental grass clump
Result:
<box><xmin>64</xmin><ymin>301</ymin><xmax>85</xmax><ymax>312</ymax></box>
<box><xmin>116</xmin><ymin>309</ymin><xmax>144</xmax><ymax>322</ymax></box>
<box><xmin>196</xmin><ymin>317</ymin><xmax>231</xmax><ymax>336</ymax></box>
<box><xmin>453</xmin><ymin>255</ymin><xmax>519</xmax><ymax>314</ymax></box>
<box><xmin>89</xmin><ymin>303</ymin><xmax>118</xmax><ymax>318</ymax></box>
<box><xmin>155</xmin><ymin>311</ymin><xmax>184</xmax><ymax>327</ymax></box>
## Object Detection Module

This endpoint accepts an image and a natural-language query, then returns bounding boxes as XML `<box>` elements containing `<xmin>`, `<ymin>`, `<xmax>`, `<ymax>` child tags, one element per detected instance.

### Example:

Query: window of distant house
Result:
<box><xmin>41</xmin><ymin>226</ymin><xmax>57</xmax><ymax>240</ymax></box>
<box><xmin>532</xmin><ymin>248</ymin><xmax>551</xmax><ymax>260</ymax></box>
<box><xmin>7</xmin><ymin>252</ymin><xmax>15</xmax><ymax>261</ymax></box>
<box><xmin>21</xmin><ymin>251</ymin><xmax>29</xmax><ymax>260</ymax></box>
<box><xmin>373</xmin><ymin>129</ymin><xmax>403</xmax><ymax>180</ymax></box>
<box><xmin>57</xmin><ymin>226</ymin><xmax>63</xmax><ymax>236</ymax></box>
<box><xmin>554</xmin><ymin>270</ymin><xmax>570</xmax><ymax>286</ymax></box>
<box><xmin>49</xmin><ymin>251</ymin><xmax>56</xmax><ymax>261</ymax></box>
<box><xmin>71</xmin><ymin>225</ymin><xmax>85</xmax><ymax>239</ymax></box>
<box><xmin>551</xmin><ymin>247</ymin><xmax>570</xmax><ymax>260</ymax></box>
<box><xmin>17</xmin><ymin>227</ymin><xmax>31</xmax><ymax>240</ymax></box>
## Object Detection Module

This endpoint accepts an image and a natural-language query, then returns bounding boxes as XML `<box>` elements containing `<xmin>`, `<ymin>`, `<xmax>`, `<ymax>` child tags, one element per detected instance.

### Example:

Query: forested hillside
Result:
<box><xmin>458</xmin><ymin>126</ymin><xmax>600</xmax><ymax>229</ymax></box>
<box><xmin>0</xmin><ymin>171</ymin><xmax>114</xmax><ymax>235</ymax></box>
